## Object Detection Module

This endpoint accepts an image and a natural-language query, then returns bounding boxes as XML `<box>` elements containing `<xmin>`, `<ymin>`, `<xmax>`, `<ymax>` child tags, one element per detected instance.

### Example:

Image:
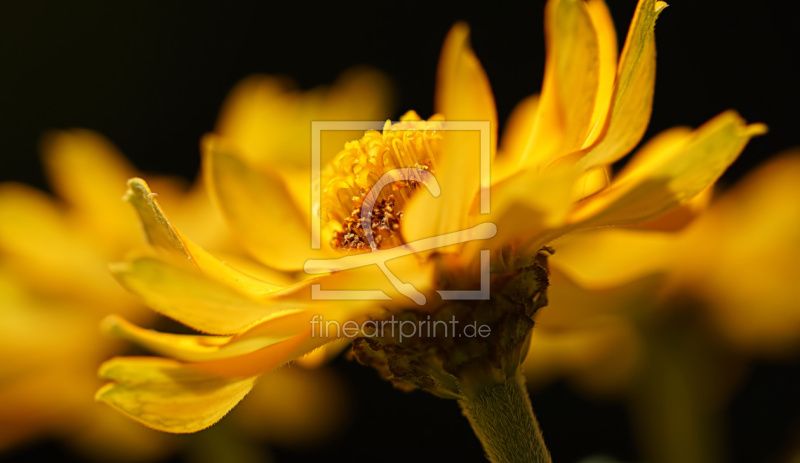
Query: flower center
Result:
<box><xmin>322</xmin><ymin>111</ymin><xmax>443</xmax><ymax>252</ymax></box>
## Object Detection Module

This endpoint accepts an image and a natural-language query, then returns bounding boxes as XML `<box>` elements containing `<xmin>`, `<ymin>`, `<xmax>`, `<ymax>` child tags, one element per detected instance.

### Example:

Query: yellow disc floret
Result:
<box><xmin>322</xmin><ymin>111</ymin><xmax>444</xmax><ymax>251</ymax></box>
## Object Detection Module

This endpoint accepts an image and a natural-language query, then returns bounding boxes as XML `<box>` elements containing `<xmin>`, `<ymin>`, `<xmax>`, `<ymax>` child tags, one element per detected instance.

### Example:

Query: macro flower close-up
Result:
<box><xmin>523</xmin><ymin>150</ymin><xmax>800</xmax><ymax>462</ymax></box>
<box><xmin>2</xmin><ymin>1</ymin><xmax>799</xmax><ymax>462</ymax></box>
<box><xmin>0</xmin><ymin>130</ymin><xmax>353</xmax><ymax>461</ymax></box>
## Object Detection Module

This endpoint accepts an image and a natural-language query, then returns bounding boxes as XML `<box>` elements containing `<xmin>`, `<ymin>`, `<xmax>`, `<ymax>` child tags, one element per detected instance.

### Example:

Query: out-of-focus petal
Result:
<box><xmin>403</xmin><ymin>23</ymin><xmax>496</xmax><ymax>244</ymax></box>
<box><xmin>216</xmin><ymin>68</ymin><xmax>393</xmax><ymax>170</ymax></box>
<box><xmin>214</xmin><ymin>75</ymin><xmax>302</xmax><ymax>168</ymax></box>
<box><xmin>229</xmin><ymin>367</ymin><xmax>352</xmax><ymax>446</ymax></box>
<box><xmin>435</xmin><ymin>23</ymin><xmax>497</xmax><ymax>141</ymax></box>
<box><xmin>527</xmin><ymin>320</ymin><xmax>641</xmax><ymax>395</ymax></box>
<box><xmin>690</xmin><ymin>152</ymin><xmax>800</xmax><ymax>355</ymax></box>
<box><xmin>573</xmin><ymin>165</ymin><xmax>610</xmax><ymax>201</ymax></box>
<box><xmin>320</xmin><ymin>68</ymin><xmax>395</xmax><ymax>166</ymax></box>
<box><xmin>525</xmin><ymin>268</ymin><xmax>658</xmax><ymax>394</ymax></box>
<box><xmin>96</xmin><ymin>357</ymin><xmax>258</xmax><ymax>433</ymax></box>
<box><xmin>204</xmin><ymin>136</ymin><xmax>335</xmax><ymax>271</ymax></box>
<box><xmin>496</xmin><ymin>94</ymin><xmax>539</xmax><ymax>180</ymax></box>
<box><xmin>475</xmin><ymin>164</ymin><xmax>578</xmax><ymax>255</ymax></box>
<box><xmin>41</xmin><ymin>129</ymin><xmax>141</xmax><ymax>250</ymax></box>
<box><xmin>570</xmin><ymin>111</ymin><xmax>766</xmax><ymax>228</ymax></box>
<box><xmin>550</xmin><ymin>228</ymin><xmax>674</xmax><ymax>289</ymax></box>
<box><xmin>0</xmin><ymin>183</ymin><xmax>129</xmax><ymax>308</ymax></box>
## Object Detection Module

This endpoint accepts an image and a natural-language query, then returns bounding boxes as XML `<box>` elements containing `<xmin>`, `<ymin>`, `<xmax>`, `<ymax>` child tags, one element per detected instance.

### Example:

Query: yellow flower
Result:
<box><xmin>98</xmin><ymin>0</ymin><xmax>764</xmax><ymax>442</ymax></box>
<box><xmin>0</xmin><ymin>129</ymin><xmax>351</xmax><ymax>460</ymax></box>
<box><xmin>0</xmin><ymin>130</ymin><xmax>179</xmax><ymax>459</ymax></box>
<box><xmin>521</xmin><ymin>152</ymin><xmax>800</xmax><ymax>462</ymax></box>
<box><xmin>524</xmin><ymin>151</ymin><xmax>800</xmax><ymax>394</ymax></box>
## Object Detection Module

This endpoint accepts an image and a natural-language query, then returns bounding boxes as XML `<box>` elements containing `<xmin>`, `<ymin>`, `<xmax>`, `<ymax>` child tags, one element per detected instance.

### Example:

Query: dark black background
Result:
<box><xmin>2</xmin><ymin>1</ymin><xmax>799</xmax><ymax>462</ymax></box>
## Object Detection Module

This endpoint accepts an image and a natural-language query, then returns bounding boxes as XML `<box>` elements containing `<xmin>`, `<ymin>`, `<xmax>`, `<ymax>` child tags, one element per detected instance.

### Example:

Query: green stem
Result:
<box><xmin>458</xmin><ymin>370</ymin><xmax>552</xmax><ymax>463</ymax></box>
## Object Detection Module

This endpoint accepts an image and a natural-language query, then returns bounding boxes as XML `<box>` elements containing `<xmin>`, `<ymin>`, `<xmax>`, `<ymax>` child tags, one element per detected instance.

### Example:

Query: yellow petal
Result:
<box><xmin>0</xmin><ymin>183</ymin><xmax>84</xmax><ymax>264</ymax></box>
<box><xmin>633</xmin><ymin>183</ymin><xmax>713</xmax><ymax>232</ymax></box>
<box><xmin>582</xmin><ymin>0</ymin><xmax>619</xmax><ymax>147</ymax></box>
<box><xmin>124</xmin><ymin>178</ymin><xmax>189</xmax><ymax>259</ymax></box>
<box><xmin>477</xmin><ymin>163</ymin><xmax>578</xmax><ymax>254</ymax></box>
<box><xmin>570</xmin><ymin>111</ymin><xmax>766</xmax><ymax>228</ymax></box>
<box><xmin>124</xmin><ymin>177</ymin><xmax>283</xmax><ymax>298</ymax></box>
<box><xmin>228</xmin><ymin>366</ymin><xmax>352</xmax><ymax>445</ymax></box>
<box><xmin>435</xmin><ymin>23</ymin><xmax>497</xmax><ymax>138</ymax></box>
<box><xmin>497</xmin><ymin>94</ymin><xmax>539</xmax><ymax>173</ymax></box>
<box><xmin>96</xmin><ymin>357</ymin><xmax>258</xmax><ymax>433</ymax></box>
<box><xmin>103</xmin><ymin>315</ymin><xmax>291</xmax><ymax>363</ymax></box>
<box><xmin>521</xmin><ymin>0</ymin><xmax>601</xmax><ymax>168</ymax></box>
<box><xmin>152</xmin><ymin>176</ymin><xmax>233</xmax><ymax>254</ymax></box>
<box><xmin>41</xmin><ymin>129</ymin><xmax>141</xmax><ymax>248</ymax></box>
<box><xmin>110</xmin><ymin>257</ymin><xmax>309</xmax><ymax>335</ymax></box>
<box><xmin>403</xmin><ymin>24</ymin><xmax>496</xmax><ymax>244</ymax></box>
<box><xmin>577</xmin><ymin>0</ymin><xmax>668</xmax><ymax>168</ymax></box>
<box><xmin>104</xmin><ymin>312</ymin><xmax>317</xmax><ymax>377</ymax></box>
<box><xmin>190</xmin><ymin>330</ymin><xmax>313</xmax><ymax>377</ymax></box>
<box><xmin>215</xmin><ymin>68</ymin><xmax>393</xmax><ymax>170</ymax></box>
<box><xmin>524</xmin><ymin>268</ymin><xmax>658</xmax><ymax>393</ymax></box>
<box><xmin>690</xmin><ymin>152</ymin><xmax>800</xmax><ymax>354</ymax></box>
<box><xmin>319</xmin><ymin>67</ymin><xmax>396</xmax><ymax>166</ymax></box>
<box><xmin>214</xmin><ymin>75</ymin><xmax>302</xmax><ymax>168</ymax></box>
<box><xmin>550</xmin><ymin>227</ymin><xmax>674</xmax><ymax>289</ymax></box>
<box><xmin>0</xmin><ymin>183</ymin><xmax>128</xmax><ymax>307</ymax></box>
<box><xmin>204</xmin><ymin>136</ymin><xmax>334</xmax><ymax>271</ymax></box>
<box><xmin>572</xmin><ymin>165</ymin><xmax>610</xmax><ymax>201</ymax></box>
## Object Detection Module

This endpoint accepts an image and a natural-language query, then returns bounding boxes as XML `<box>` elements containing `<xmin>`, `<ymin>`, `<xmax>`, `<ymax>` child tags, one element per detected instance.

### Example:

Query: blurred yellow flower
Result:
<box><xmin>523</xmin><ymin>152</ymin><xmax>800</xmax><ymax>462</ymax></box>
<box><xmin>0</xmin><ymin>130</ymin><xmax>186</xmax><ymax>459</ymax></box>
<box><xmin>0</xmin><ymin>129</ymin><xmax>351</xmax><ymax>460</ymax></box>
<box><xmin>525</xmin><ymin>151</ymin><xmax>800</xmax><ymax>394</ymax></box>
<box><xmin>97</xmin><ymin>0</ymin><xmax>765</xmax><ymax>447</ymax></box>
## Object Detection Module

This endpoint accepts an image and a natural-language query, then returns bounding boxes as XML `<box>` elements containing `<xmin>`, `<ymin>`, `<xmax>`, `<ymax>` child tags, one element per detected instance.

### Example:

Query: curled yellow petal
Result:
<box><xmin>582</xmin><ymin>0</ymin><xmax>619</xmax><ymax>147</ymax></box>
<box><xmin>190</xmin><ymin>329</ymin><xmax>313</xmax><ymax>377</ymax></box>
<box><xmin>522</xmin><ymin>0</ymin><xmax>601</xmax><ymax>168</ymax></box>
<box><xmin>577</xmin><ymin>0</ymin><xmax>669</xmax><ymax>168</ymax></box>
<box><xmin>124</xmin><ymin>177</ymin><xmax>283</xmax><ymax>298</ymax></box>
<box><xmin>124</xmin><ymin>178</ymin><xmax>189</xmax><ymax>259</ymax></box>
<box><xmin>110</xmin><ymin>257</ymin><xmax>308</xmax><ymax>335</ymax></box>
<box><xmin>104</xmin><ymin>312</ymin><xmax>317</xmax><ymax>377</ymax></box>
<box><xmin>96</xmin><ymin>357</ymin><xmax>258</xmax><ymax>433</ymax></box>
<box><xmin>102</xmin><ymin>315</ymin><xmax>294</xmax><ymax>363</ymax></box>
